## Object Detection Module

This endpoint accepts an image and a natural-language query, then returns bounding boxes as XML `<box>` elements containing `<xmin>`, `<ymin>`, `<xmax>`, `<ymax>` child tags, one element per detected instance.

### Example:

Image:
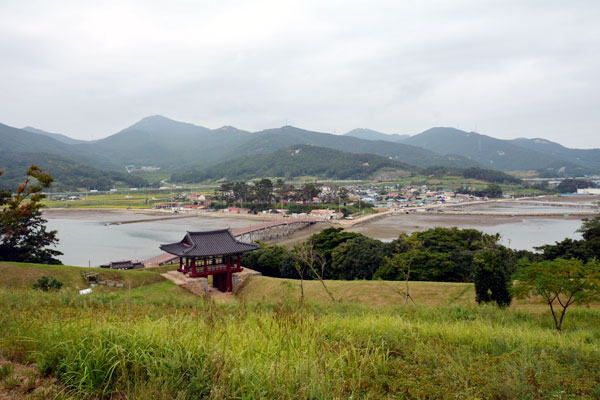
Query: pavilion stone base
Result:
<box><xmin>181</xmin><ymin>277</ymin><xmax>209</xmax><ymax>296</ymax></box>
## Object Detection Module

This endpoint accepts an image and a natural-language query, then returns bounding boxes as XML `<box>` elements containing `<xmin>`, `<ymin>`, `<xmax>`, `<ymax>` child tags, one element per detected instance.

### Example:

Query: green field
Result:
<box><xmin>42</xmin><ymin>190</ymin><xmax>212</xmax><ymax>209</ymax></box>
<box><xmin>1</xmin><ymin>262</ymin><xmax>600</xmax><ymax>399</ymax></box>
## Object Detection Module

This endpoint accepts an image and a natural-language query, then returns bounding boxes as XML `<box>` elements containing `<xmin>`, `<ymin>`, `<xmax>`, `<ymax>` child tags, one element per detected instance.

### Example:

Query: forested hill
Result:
<box><xmin>22</xmin><ymin>126</ymin><xmax>87</xmax><ymax>145</ymax></box>
<box><xmin>343</xmin><ymin>128</ymin><xmax>409</xmax><ymax>142</ymax></box>
<box><xmin>404</xmin><ymin>127</ymin><xmax>592</xmax><ymax>175</ymax></box>
<box><xmin>170</xmin><ymin>144</ymin><xmax>415</xmax><ymax>182</ymax></box>
<box><xmin>0</xmin><ymin>153</ymin><xmax>148</xmax><ymax>191</ymax></box>
<box><xmin>3</xmin><ymin>117</ymin><xmax>599</xmax><ymax>179</ymax></box>
<box><xmin>232</xmin><ymin>126</ymin><xmax>477</xmax><ymax>169</ymax></box>
<box><xmin>510</xmin><ymin>137</ymin><xmax>600</xmax><ymax>172</ymax></box>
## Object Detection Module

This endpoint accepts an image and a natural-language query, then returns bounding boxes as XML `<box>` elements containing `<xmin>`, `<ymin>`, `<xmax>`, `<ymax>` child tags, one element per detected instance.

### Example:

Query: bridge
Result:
<box><xmin>143</xmin><ymin>218</ymin><xmax>321</xmax><ymax>267</ymax></box>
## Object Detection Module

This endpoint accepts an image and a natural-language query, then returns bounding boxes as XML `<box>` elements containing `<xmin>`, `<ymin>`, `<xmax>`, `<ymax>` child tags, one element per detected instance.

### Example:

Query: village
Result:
<box><xmin>149</xmin><ymin>183</ymin><xmax>496</xmax><ymax>220</ymax></box>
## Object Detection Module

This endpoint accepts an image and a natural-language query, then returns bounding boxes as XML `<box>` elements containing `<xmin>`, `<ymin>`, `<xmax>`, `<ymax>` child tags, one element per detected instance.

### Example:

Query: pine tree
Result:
<box><xmin>0</xmin><ymin>165</ymin><xmax>62</xmax><ymax>264</ymax></box>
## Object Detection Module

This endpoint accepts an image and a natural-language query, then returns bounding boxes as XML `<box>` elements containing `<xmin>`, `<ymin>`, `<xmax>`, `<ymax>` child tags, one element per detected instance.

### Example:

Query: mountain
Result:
<box><xmin>226</xmin><ymin>126</ymin><xmax>477</xmax><ymax>169</ymax></box>
<box><xmin>72</xmin><ymin>115</ymin><xmax>253</xmax><ymax>171</ymax></box>
<box><xmin>171</xmin><ymin>144</ymin><xmax>416</xmax><ymax>182</ymax></box>
<box><xmin>510</xmin><ymin>138</ymin><xmax>600</xmax><ymax>172</ymax></box>
<box><xmin>22</xmin><ymin>126</ymin><xmax>87</xmax><ymax>145</ymax></box>
<box><xmin>0</xmin><ymin>123</ymin><xmax>123</xmax><ymax>170</ymax></box>
<box><xmin>344</xmin><ymin>128</ymin><xmax>409</xmax><ymax>142</ymax></box>
<box><xmin>0</xmin><ymin>152</ymin><xmax>148</xmax><ymax>191</ymax></box>
<box><xmin>5</xmin><ymin>116</ymin><xmax>598</xmax><ymax>180</ymax></box>
<box><xmin>404</xmin><ymin>127</ymin><xmax>591</xmax><ymax>174</ymax></box>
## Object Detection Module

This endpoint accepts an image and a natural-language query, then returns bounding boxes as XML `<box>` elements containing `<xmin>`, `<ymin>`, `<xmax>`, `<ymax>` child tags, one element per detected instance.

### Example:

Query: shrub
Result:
<box><xmin>33</xmin><ymin>276</ymin><xmax>64</xmax><ymax>291</ymax></box>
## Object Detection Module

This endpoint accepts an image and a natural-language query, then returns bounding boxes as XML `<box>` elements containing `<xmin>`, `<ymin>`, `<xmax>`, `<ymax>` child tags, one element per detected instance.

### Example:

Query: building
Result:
<box><xmin>577</xmin><ymin>188</ymin><xmax>600</xmax><ymax>195</ymax></box>
<box><xmin>99</xmin><ymin>260</ymin><xmax>144</xmax><ymax>270</ymax></box>
<box><xmin>160</xmin><ymin>229</ymin><xmax>259</xmax><ymax>292</ymax></box>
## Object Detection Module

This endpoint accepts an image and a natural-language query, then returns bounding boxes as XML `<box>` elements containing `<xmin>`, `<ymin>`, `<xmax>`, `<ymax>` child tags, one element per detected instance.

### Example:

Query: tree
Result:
<box><xmin>293</xmin><ymin>241</ymin><xmax>335</xmax><ymax>302</ymax></box>
<box><xmin>536</xmin><ymin>216</ymin><xmax>600</xmax><ymax>262</ymax></box>
<box><xmin>310</xmin><ymin>227</ymin><xmax>361</xmax><ymax>278</ymax></box>
<box><xmin>557</xmin><ymin>179</ymin><xmax>596</xmax><ymax>194</ymax></box>
<box><xmin>377</xmin><ymin>234</ymin><xmax>422</xmax><ymax>304</ymax></box>
<box><xmin>513</xmin><ymin>258</ymin><xmax>600</xmax><ymax>331</ymax></box>
<box><xmin>579</xmin><ymin>215</ymin><xmax>600</xmax><ymax>241</ymax></box>
<box><xmin>484</xmin><ymin>183</ymin><xmax>503</xmax><ymax>198</ymax></box>
<box><xmin>0</xmin><ymin>165</ymin><xmax>62</xmax><ymax>264</ymax></box>
<box><xmin>331</xmin><ymin>236</ymin><xmax>391</xmax><ymax>280</ymax></box>
<box><xmin>472</xmin><ymin>248</ymin><xmax>513</xmax><ymax>307</ymax></box>
<box><xmin>300</xmin><ymin>182</ymin><xmax>321</xmax><ymax>203</ymax></box>
<box><xmin>254</xmin><ymin>178</ymin><xmax>273</xmax><ymax>203</ymax></box>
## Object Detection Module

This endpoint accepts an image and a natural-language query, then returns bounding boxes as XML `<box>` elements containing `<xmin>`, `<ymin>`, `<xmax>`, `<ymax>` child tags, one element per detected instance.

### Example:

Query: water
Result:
<box><xmin>45</xmin><ymin>209</ymin><xmax>589</xmax><ymax>266</ymax></box>
<box><xmin>45</xmin><ymin>213</ymin><xmax>254</xmax><ymax>267</ymax></box>
<box><xmin>466</xmin><ymin>219</ymin><xmax>582</xmax><ymax>250</ymax></box>
<box><xmin>350</xmin><ymin>215</ymin><xmax>585</xmax><ymax>251</ymax></box>
<box><xmin>451</xmin><ymin>203</ymin><xmax>596</xmax><ymax>214</ymax></box>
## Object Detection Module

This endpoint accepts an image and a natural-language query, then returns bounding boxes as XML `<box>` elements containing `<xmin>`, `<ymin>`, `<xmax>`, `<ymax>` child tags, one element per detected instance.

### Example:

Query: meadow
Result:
<box><xmin>1</xmin><ymin>262</ymin><xmax>599</xmax><ymax>399</ymax></box>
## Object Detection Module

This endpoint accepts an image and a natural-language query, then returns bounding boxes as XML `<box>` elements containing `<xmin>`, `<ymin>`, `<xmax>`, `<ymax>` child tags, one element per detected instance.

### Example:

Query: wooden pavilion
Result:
<box><xmin>160</xmin><ymin>229</ymin><xmax>259</xmax><ymax>292</ymax></box>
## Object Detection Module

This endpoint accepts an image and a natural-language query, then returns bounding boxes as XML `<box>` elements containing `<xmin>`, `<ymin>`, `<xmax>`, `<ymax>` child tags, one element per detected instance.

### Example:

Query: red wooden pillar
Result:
<box><xmin>204</xmin><ymin>258</ymin><xmax>208</xmax><ymax>276</ymax></box>
<box><xmin>191</xmin><ymin>259</ymin><xmax>196</xmax><ymax>276</ymax></box>
<box><xmin>227</xmin><ymin>272</ymin><xmax>233</xmax><ymax>292</ymax></box>
<box><xmin>237</xmin><ymin>255</ymin><xmax>241</xmax><ymax>270</ymax></box>
<box><xmin>179</xmin><ymin>257</ymin><xmax>183</xmax><ymax>272</ymax></box>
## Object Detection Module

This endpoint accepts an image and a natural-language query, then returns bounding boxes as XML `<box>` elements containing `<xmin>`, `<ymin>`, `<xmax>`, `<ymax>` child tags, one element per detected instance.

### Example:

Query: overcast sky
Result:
<box><xmin>2</xmin><ymin>0</ymin><xmax>599</xmax><ymax>147</ymax></box>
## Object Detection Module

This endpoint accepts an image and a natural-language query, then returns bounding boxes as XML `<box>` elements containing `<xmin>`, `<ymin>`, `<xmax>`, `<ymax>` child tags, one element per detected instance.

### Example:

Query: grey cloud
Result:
<box><xmin>0</xmin><ymin>0</ymin><xmax>599</xmax><ymax>147</ymax></box>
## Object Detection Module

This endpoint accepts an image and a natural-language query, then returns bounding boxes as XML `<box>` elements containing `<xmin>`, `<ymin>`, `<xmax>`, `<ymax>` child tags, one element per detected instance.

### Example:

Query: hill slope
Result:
<box><xmin>404</xmin><ymin>127</ymin><xmax>590</xmax><ymax>174</ymax></box>
<box><xmin>226</xmin><ymin>126</ymin><xmax>477</xmax><ymax>169</ymax></box>
<box><xmin>0</xmin><ymin>152</ymin><xmax>148</xmax><ymax>191</ymax></box>
<box><xmin>511</xmin><ymin>137</ymin><xmax>600</xmax><ymax>172</ymax></box>
<box><xmin>344</xmin><ymin>128</ymin><xmax>409</xmax><ymax>142</ymax></box>
<box><xmin>171</xmin><ymin>144</ymin><xmax>415</xmax><ymax>182</ymax></box>
<box><xmin>0</xmin><ymin>123</ymin><xmax>122</xmax><ymax>171</ymax></box>
<box><xmin>72</xmin><ymin>115</ymin><xmax>253</xmax><ymax>171</ymax></box>
<box><xmin>22</xmin><ymin>126</ymin><xmax>87</xmax><ymax>145</ymax></box>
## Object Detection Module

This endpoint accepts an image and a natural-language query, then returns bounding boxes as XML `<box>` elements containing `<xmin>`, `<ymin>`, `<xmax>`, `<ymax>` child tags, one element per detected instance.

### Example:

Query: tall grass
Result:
<box><xmin>1</xmin><ymin>288</ymin><xmax>600</xmax><ymax>398</ymax></box>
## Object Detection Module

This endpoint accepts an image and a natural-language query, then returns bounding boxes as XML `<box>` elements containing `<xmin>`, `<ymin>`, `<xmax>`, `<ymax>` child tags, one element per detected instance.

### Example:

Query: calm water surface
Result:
<box><xmin>46</xmin><ymin>209</ymin><xmax>588</xmax><ymax>266</ymax></box>
<box><xmin>46</xmin><ymin>213</ymin><xmax>254</xmax><ymax>267</ymax></box>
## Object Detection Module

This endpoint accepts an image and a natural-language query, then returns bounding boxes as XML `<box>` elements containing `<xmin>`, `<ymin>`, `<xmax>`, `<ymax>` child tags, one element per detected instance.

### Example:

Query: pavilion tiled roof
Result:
<box><xmin>159</xmin><ymin>229</ymin><xmax>259</xmax><ymax>257</ymax></box>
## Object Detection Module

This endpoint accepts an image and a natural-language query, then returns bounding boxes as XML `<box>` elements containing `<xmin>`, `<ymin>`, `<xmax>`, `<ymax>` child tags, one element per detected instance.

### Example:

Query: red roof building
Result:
<box><xmin>160</xmin><ymin>229</ymin><xmax>259</xmax><ymax>292</ymax></box>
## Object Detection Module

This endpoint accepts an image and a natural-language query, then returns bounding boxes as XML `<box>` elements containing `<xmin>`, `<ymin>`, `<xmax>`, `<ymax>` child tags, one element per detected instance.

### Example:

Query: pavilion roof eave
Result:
<box><xmin>159</xmin><ymin>229</ymin><xmax>259</xmax><ymax>258</ymax></box>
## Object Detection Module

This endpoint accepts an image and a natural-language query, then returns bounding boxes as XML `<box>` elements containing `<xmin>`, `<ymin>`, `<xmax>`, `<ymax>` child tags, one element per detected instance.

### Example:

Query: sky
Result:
<box><xmin>1</xmin><ymin>0</ymin><xmax>599</xmax><ymax>148</ymax></box>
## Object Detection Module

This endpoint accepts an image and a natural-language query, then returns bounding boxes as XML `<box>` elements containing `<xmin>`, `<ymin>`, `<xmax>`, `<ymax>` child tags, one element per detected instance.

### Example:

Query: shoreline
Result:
<box><xmin>42</xmin><ymin>206</ymin><xmax>596</xmax><ymax>228</ymax></box>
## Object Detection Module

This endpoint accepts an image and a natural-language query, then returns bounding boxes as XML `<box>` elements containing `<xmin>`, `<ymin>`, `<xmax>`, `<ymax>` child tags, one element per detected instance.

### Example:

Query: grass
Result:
<box><xmin>238</xmin><ymin>275</ymin><xmax>477</xmax><ymax>307</ymax></box>
<box><xmin>1</xmin><ymin>262</ymin><xmax>600</xmax><ymax>398</ymax></box>
<box><xmin>0</xmin><ymin>262</ymin><xmax>166</xmax><ymax>291</ymax></box>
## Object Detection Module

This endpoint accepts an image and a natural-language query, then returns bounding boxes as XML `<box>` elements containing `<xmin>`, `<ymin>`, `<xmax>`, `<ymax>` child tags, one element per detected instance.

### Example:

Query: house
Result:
<box><xmin>310</xmin><ymin>209</ymin><xmax>343</xmax><ymax>220</ymax></box>
<box><xmin>189</xmin><ymin>192</ymin><xmax>207</xmax><ymax>202</ymax></box>
<box><xmin>99</xmin><ymin>260</ymin><xmax>144</xmax><ymax>270</ymax></box>
<box><xmin>221</xmin><ymin>207</ymin><xmax>250</xmax><ymax>214</ymax></box>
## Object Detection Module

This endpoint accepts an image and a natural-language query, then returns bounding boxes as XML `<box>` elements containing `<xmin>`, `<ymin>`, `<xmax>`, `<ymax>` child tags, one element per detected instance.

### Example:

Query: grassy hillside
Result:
<box><xmin>1</xmin><ymin>273</ymin><xmax>600</xmax><ymax>398</ymax></box>
<box><xmin>0</xmin><ymin>262</ymin><xmax>166</xmax><ymax>290</ymax></box>
<box><xmin>238</xmin><ymin>275</ymin><xmax>476</xmax><ymax>307</ymax></box>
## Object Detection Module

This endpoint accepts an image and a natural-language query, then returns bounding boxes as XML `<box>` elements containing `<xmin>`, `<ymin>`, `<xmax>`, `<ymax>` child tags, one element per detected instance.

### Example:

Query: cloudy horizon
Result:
<box><xmin>2</xmin><ymin>0</ymin><xmax>599</xmax><ymax>147</ymax></box>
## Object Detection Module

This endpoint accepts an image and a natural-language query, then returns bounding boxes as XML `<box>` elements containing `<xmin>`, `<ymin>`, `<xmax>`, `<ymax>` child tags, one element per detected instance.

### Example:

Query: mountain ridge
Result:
<box><xmin>2</xmin><ymin>117</ymin><xmax>598</xmax><ymax>178</ymax></box>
